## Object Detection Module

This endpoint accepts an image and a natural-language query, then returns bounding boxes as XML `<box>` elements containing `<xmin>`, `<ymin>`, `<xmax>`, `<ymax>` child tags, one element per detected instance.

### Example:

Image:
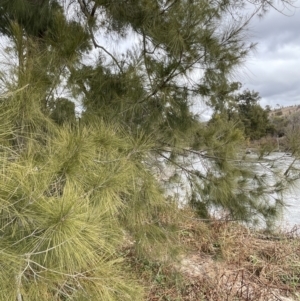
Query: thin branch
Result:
<box><xmin>156</xmin><ymin>150</ymin><xmax>208</xmax><ymax>180</ymax></box>
<box><xmin>138</xmin><ymin>51</ymin><xmax>183</xmax><ymax>104</ymax></box>
<box><xmin>142</xmin><ymin>31</ymin><xmax>154</xmax><ymax>89</ymax></box>
<box><xmin>77</xmin><ymin>0</ymin><xmax>90</xmax><ymax>19</ymax></box>
<box><xmin>0</xmin><ymin>84</ymin><xmax>29</xmax><ymax>99</ymax></box>
<box><xmin>90</xmin><ymin>3</ymin><xmax>97</xmax><ymax>17</ymax></box>
<box><xmin>77</xmin><ymin>0</ymin><xmax>123</xmax><ymax>71</ymax></box>
<box><xmin>88</xmin><ymin>28</ymin><xmax>123</xmax><ymax>71</ymax></box>
<box><xmin>159</xmin><ymin>0</ymin><xmax>180</xmax><ymax>15</ymax></box>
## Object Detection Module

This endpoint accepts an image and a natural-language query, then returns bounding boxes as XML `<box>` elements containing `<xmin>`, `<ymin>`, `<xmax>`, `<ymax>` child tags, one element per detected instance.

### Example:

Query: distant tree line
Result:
<box><xmin>210</xmin><ymin>88</ymin><xmax>274</xmax><ymax>140</ymax></box>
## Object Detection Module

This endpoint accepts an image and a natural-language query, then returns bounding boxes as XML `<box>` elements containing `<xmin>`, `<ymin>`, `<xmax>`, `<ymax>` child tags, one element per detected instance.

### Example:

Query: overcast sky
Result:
<box><xmin>240</xmin><ymin>0</ymin><xmax>300</xmax><ymax>109</ymax></box>
<box><xmin>0</xmin><ymin>1</ymin><xmax>299</xmax><ymax>112</ymax></box>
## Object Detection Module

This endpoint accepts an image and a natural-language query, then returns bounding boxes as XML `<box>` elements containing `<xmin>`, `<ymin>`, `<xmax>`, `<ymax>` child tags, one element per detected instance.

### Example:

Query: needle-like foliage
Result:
<box><xmin>0</xmin><ymin>91</ymin><xmax>182</xmax><ymax>299</ymax></box>
<box><xmin>0</xmin><ymin>1</ymin><xmax>299</xmax><ymax>299</ymax></box>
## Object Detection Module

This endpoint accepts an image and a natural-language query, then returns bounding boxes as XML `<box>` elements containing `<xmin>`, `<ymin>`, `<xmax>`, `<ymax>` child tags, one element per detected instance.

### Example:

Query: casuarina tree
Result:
<box><xmin>0</xmin><ymin>0</ymin><xmax>299</xmax><ymax>299</ymax></box>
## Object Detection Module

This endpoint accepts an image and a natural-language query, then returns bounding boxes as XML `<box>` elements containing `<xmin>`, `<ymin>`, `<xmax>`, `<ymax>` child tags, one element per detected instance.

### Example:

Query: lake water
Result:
<box><xmin>159</xmin><ymin>152</ymin><xmax>300</xmax><ymax>229</ymax></box>
<box><xmin>283</xmin><ymin>189</ymin><xmax>300</xmax><ymax>228</ymax></box>
<box><xmin>258</xmin><ymin>153</ymin><xmax>300</xmax><ymax>228</ymax></box>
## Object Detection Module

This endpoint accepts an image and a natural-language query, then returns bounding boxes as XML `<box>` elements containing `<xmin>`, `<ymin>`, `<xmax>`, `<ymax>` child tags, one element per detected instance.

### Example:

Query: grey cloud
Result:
<box><xmin>251</xmin><ymin>5</ymin><xmax>300</xmax><ymax>44</ymax></box>
<box><xmin>241</xmin><ymin>1</ymin><xmax>300</xmax><ymax>108</ymax></box>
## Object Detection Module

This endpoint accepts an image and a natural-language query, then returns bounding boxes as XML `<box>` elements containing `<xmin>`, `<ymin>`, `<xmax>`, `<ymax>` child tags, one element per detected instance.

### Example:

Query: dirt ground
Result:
<box><xmin>133</xmin><ymin>214</ymin><xmax>300</xmax><ymax>301</ymax></box>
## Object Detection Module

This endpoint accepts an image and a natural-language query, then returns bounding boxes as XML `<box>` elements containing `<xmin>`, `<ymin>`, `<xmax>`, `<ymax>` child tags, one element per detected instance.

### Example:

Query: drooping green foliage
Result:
<box><xmin>0</xmin><ymin>0</ymin><xmax>296</xmax><ymax>222</ymax></box>
<box><xmin>0</xmin><ymin>0</ymin><xmax>299</xmax><ymax>299</ymax></box>
<box><xmin>0</xmin><ymin>98</ymin><xmax>181</xmax><ymax>299</ymax></box>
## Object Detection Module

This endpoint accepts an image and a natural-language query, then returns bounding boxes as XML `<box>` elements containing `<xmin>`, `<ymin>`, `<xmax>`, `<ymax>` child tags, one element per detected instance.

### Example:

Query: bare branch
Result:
<box><xmin>88</xmin><ymin>28</ymin><xmax>123</xmax><ymax>71</ymax></box>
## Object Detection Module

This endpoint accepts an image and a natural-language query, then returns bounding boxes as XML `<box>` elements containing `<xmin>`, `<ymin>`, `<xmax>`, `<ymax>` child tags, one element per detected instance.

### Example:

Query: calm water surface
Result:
<box><xmin>260</xmin><ymin>153</ymin><xmax>300</xmax><ymax>228</ymax></box>
<box><xmin>162</xmin><ymin>152</ymin><xmax>300</xmax><ymax>228</ymax></box>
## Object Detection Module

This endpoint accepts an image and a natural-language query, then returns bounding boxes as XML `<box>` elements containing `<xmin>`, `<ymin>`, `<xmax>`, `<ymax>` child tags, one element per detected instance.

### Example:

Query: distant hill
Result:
<box><xmin>268</xmin><ymin>105</ymin><xmax>300</xmax><ymax>118</ymax></box>
<box><xmin>267</xmin><ymin>104</ymin><xmax>300</xmax><ymax>143</ymax></box>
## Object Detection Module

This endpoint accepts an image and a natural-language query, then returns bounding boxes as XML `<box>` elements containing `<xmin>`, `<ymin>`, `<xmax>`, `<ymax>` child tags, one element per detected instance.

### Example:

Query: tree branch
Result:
<box><xmin>77</xmin><ymin>0</ymin><xmax>123</xmax><ymax>71</ymax></box>
<box><xmin>88</xmin><ymin>28</ymin><xmax>123</xmax><ymax>71</ymax></box>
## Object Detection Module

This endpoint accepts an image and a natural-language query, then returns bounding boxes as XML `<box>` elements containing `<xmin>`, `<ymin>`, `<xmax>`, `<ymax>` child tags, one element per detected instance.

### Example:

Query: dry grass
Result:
<box><xmin>127</xmin><ymin>209</ymin><xmax>300</xmax><ymax>301</ymax></box>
